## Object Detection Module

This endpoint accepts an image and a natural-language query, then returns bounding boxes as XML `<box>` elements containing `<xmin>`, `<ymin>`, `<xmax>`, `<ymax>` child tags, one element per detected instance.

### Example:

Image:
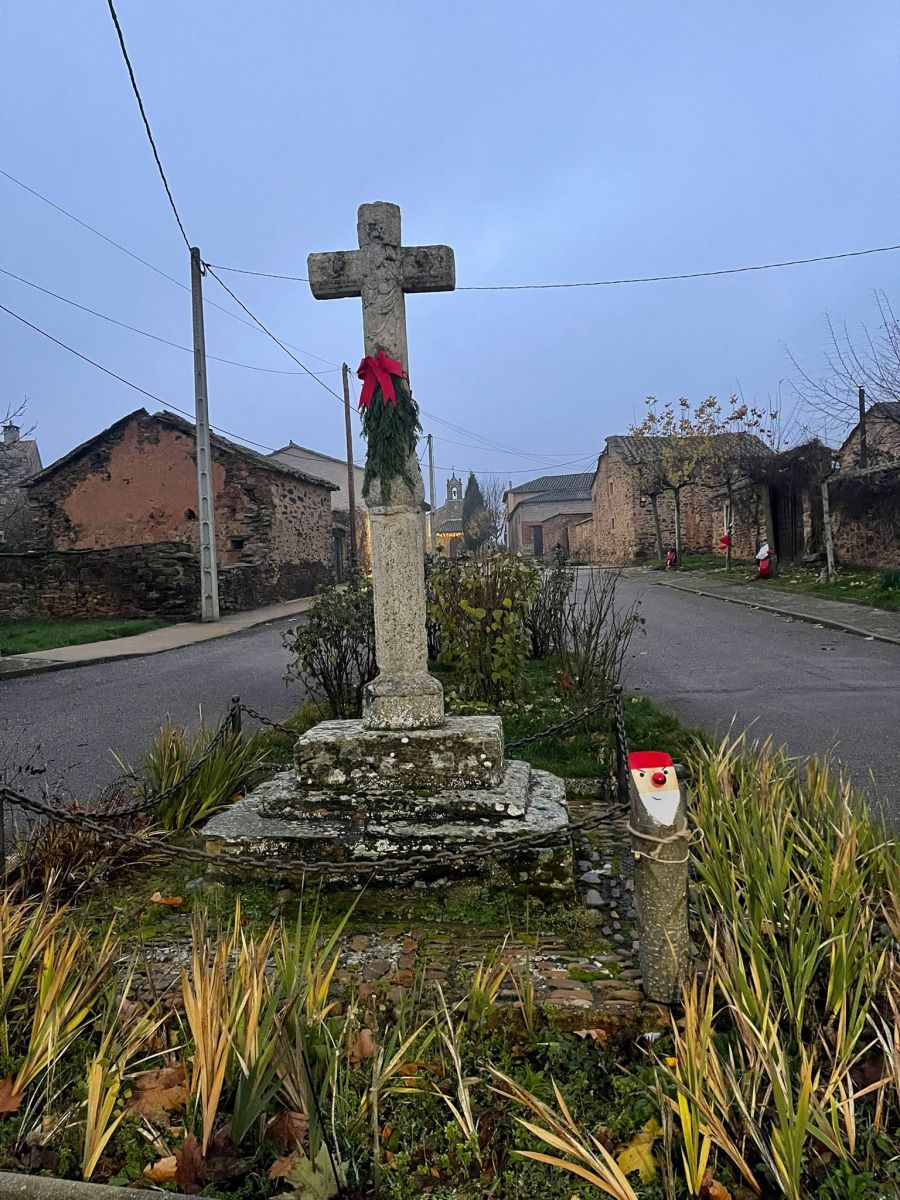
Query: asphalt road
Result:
<box><xmin>1</xmin><ymin>615</ymin><xmax>307</xmax><ymax>803</ymax></box>
<box><xmin>616</xmin><ymin>573</ymin><xmax>900</xmax><ymax>819</ymax></box>
<box><xmin>2</xmin><ymin>577</ymin><xmax>899</xmax><ymax>822</ymax></box>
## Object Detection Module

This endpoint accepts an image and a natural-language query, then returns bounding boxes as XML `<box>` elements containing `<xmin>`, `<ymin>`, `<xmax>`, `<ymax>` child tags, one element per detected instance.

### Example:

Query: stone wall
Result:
<box><xmin>540</xmin><ymin>511</ymin><xmax>593</xmax><ymax>557</ymax></box>
<box><xmin>0</xmin><ymin>542</ymin><xmax>333</xmax><ymax>623</ymax></box>
<box><xmin>830</xmin><ymin>466</ymin><xmax>900</xmax><ymax>568</ymax></box>
<box><xmin>0</xmin><ymin>542</ymin><xmax>198</xmax><ymax>622</ymax></box>
<box><xmin>568</xmin><ymin>518</ymin><xmax>594</xmax><ymax>561</ymax></box>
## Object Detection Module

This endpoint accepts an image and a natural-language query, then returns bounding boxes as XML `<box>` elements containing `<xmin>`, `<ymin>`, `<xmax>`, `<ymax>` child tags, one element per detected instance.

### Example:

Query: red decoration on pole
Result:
<box><xmin>357</xmin><ymin>350</ymin><xmax>404</xmax><ymax>410</ymax></box>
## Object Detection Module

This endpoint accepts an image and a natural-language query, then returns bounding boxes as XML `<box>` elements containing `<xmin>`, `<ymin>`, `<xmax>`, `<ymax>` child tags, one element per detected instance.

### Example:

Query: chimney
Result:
<box><xmin>3</xmin><ymin>424</ymin><xmax>20</xmax><ymax>445</ymax></box>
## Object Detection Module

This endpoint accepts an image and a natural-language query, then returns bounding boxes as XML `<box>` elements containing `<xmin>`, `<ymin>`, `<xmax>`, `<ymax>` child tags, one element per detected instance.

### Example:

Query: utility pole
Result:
<box><xmin>342</xmin><ymin>362</ymin><xmax>358</xmax><ymax>566</ymax></box>
<box><xmin>858</xmin><ymin>386</ymin><xmax>868</xmax><ymax>469</ymax></box>
<box><xmin>190</xmin><ymin>247</ymin><xmax>220</xmax><ymax>622</ymax></box>
<box><xmin>427</xmin><ymin>432</ymin><xmax>436</xmax><ymax>551</ymax></box>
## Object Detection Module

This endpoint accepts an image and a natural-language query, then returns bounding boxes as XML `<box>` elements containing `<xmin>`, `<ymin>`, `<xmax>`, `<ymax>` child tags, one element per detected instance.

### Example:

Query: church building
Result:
<box><xmin>430</xmin><ymin>472</ymin><xmax>464</xmax><ymax>556</ymax></box>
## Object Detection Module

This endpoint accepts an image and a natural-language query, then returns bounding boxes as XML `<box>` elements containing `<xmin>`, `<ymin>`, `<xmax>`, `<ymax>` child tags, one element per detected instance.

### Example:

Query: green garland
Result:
<box><xmin>361</xmin><ymin>376</ymin><xmax>422</xmax><ymax>502</ymax></box>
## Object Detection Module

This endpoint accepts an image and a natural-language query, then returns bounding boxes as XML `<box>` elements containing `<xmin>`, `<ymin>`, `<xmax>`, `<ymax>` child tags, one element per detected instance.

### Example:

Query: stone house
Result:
<box><xmin>0</xmin><ymin>408</ymin><xmax>336</xmax><ymax>621</ymax></box>
<box><xmin>268</xmin><ymin>441</ymin><xmax>370</xmax><ymax>577</ymax></box>
<box><xmin>0</xmin><ymin>421</ymin><xmax>42</xmax><ymax>550</ymax></box>
<box><xmin>839</xmin><ymin>402</ymin><xmax>900</xmax><ymax>470</ymax></box>
<box><xmin>504</xmin><ymin>472</ymin><xmax>594</xmax><ymax>557</ymax></box>
<box><xmin>591</xmin><ymin>434</ymin><xmax>772</xmax><ymax>564</ymax></box>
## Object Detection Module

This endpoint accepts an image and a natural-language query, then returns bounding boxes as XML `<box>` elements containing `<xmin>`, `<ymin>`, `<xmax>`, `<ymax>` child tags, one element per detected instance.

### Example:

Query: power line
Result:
<box><xmin>105</xmin><ymin>0</ymin><xmax>190</xmax><ymax>248</ymax></box>
<box><xmin>0</xmin><ymin>265</ymin><xmax>338</xmax><ymax>377</ymax></box>
<box><xmin>456</xmin><ymin>243</ymin><xmax>900</xmax><ymax>290</ymax></box>
<box><xmin>196</xmin><ymin>242</ymin><xmax>900</xmax><ymax>291</ymax></box>
<box><xmin>207</xmin><ymin>263</ymin><xmax>308</xmax><ymax>282</ymax></box>
<box><xmin>204</xmin><ymin>266</ymin><xmax>345</xmax><ymax>406</ymax></box>
<box><xmin>0</xmin><ymin>301</ymin><xmax>277</xmax><ymax>453</ymax></box>
<box><xmin>0</xmin><ymin>169</ymin><xmax>338</xmax><ymax>366</ymax></box>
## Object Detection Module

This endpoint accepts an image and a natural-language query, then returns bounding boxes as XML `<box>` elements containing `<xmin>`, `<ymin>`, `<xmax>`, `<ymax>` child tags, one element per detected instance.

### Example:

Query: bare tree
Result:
<box><xmin>788</xmin><ymin>291</ymin><xmax>900</xmax><ymax>462</ymax></box>
<box><xmin>478</xmin><ymin>473</ymin><xmax>507</xmax><ymax>548</ymax></box>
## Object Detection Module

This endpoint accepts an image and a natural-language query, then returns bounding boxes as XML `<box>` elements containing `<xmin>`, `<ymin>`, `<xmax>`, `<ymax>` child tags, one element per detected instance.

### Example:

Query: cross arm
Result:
<box><xmin>402</xmin><ymin>245</ymin><xmax>456</xmax><ymax>293</ymax></box>
<box><xmin>307</xmin><ymin>249</ymin><xmax>362</xmax><ymax>299</ymax></box>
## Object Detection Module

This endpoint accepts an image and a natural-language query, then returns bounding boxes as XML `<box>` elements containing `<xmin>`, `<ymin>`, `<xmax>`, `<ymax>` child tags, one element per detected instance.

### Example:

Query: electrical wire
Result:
<box><xmin>207</xmin><ymin>263</ymin><xmax>308</xmax><ymax>282</ymax></box>
<box><xmin>0</xmin><ymin>169</ymin><xmax>339</xmax><ymax>367</ymax></box>
<box><xmin>0</xmin><ymin>265</ymin><xmax>338</xmax><ymax>377</ymax></box>
<box><xmin>207</xmin><ymin>243</ymin><xmax>900</xmax><ymax>290</ymax></box>
<box><xmin>105</xmin><ymin>0</ymin><xmax>190</xmax><ymax>248</ymax></box>
<box><xmin>0</xmin><ymin>301</ymin><xmax>279</xmax><ymax>453</ymax></box>
<box><xmin>455</xmin><ymin>244</ymin><xmax>900</xmax><ymax>290</ymax></box>
<box><xmin>204</xmin><ymin>266</ymin><xmax>346</xmax><ymax>405</ymax></box>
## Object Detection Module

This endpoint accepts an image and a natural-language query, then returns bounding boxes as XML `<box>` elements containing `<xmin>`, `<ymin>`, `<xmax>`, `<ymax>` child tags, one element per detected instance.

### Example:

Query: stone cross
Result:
<box><xmin>308</xmin><ymin>203</ymin><xmax>455</xmax><ymax>731</ymax></box>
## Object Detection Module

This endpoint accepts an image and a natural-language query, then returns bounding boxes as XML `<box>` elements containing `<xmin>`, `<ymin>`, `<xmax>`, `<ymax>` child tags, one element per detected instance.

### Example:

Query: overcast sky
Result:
<box><xmin>2</xmin><ymin>2</ymin><xmax>898</xmax><ymax>491</ymax></box>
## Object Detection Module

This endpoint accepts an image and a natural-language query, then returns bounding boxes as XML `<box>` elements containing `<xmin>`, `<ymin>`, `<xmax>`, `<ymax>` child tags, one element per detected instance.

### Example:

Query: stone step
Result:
<box><xmin>293</xmin><ymin>715</ymin><xmax>504</xmax><ymax>792</ymax></box>
<box><xmin>264</xmin><ymin>757</ymin><xmax>531</xmax><ymax>822</ymax></box>
<box><xmin>203</xmin><ymin>766</ymin><xmax>572</xmax><ymax>893</ymax></box>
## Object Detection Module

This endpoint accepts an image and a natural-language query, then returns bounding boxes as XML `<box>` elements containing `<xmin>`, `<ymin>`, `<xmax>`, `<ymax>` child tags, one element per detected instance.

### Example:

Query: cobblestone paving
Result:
<box><xmin>134</xmin><ymin>791</ymin><xmax>651</xmax><ymax>1019</ymax></box>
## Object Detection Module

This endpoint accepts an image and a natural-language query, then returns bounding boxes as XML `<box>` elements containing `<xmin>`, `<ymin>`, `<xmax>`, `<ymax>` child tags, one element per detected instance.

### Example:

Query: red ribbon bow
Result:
<box><xmin>357</xmin><ymin>350</ymin><xmax>404</xmax><ymax>410</ymax></box>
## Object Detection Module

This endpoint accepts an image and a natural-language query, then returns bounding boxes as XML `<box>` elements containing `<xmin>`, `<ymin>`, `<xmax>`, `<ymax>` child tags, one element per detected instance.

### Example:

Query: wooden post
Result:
<box><xmin>858</xmin><ymin>386</ymin><xmax>867</xmax><ymax>469</ymax></box>
<box><xmin>628</xmin><ymin>753</ymin><xmax>690</xmax><ymax>1004</ymax></box>
<box><xmin>427</xmin><ymin>433</ymin><xmax>436</xmax><ymax>551</ymax></box>
<box><xmin>821</xmin><ymin>479</ymin><xmax>836</xmax><ymax>582</ymax></box>
<box><xmin>341</xmin><ymin>363</ymin><xmax>358</xmax><ymax>567</ymax></box>
<box><xmin>190</xmin><ymin>247</ymin><xmax>220</xmax><ymax>622</ymax></box>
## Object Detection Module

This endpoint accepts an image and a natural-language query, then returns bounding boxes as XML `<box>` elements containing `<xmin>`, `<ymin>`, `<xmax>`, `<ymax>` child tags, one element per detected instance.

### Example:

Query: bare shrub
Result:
<box><xmin>525</xmin><ymin>546</ymin><xmax>573</xmax><ymax>660</ymax></box>
<box><xmin>552</xmin><ymin>568</ymin><xmax>642</xmax><ymax>710</ymax></box>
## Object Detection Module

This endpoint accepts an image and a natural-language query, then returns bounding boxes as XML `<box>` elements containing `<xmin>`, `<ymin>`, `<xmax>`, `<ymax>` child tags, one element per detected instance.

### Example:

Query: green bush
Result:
<box><xmin>428</xmin><ymin>552</ymin><xmax>539</xmax><ymax>703</ymax></box>
<box><xmin>141</xmin><ymin>719</ymin><xmax>271</xmax><ymax>830</ymax></box>
<box><xmin>283</xmin><ymin>575</ymin><xmax>376</xmax><ymax>718</ymax></box>
<box><xmin>880</xmin><ymin>565</ymin><xmax>900</xmax><ymax>591</ymax></box>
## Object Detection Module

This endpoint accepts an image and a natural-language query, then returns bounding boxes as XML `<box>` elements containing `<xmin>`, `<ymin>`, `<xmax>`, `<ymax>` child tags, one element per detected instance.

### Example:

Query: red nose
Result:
<box><xmin>651</xmin><ymin>770</ymin><xmax>667</xmax><ymax>786</ymax></box>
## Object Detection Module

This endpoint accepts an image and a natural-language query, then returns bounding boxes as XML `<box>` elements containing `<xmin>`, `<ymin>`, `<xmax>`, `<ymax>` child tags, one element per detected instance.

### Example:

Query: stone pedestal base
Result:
<box><xmin>200</xmin><ymin>714</ymin><xmax>572</xmax><ymax>893</ymax></box>
<box><xmin>363</xmin><ymin>670</ymin><xmax>444</xmax><ymax>731</ymax></box>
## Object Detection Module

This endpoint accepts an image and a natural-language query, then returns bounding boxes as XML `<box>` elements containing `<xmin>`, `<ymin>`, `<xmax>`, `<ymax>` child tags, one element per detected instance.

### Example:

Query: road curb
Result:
<box><xmin>653</xmin><ymin>578</ymin><xmax>900</xmax><ymax>648</ymax></box>
<box><xmin>0</xmin><ymin>603</ymin><xmax>315</xmax><ymax>682</ymax></box>
<box><xmin>0</xmin><ymin>1171</ymin><xmax>193</xmax><ymax>1199</ymax></box>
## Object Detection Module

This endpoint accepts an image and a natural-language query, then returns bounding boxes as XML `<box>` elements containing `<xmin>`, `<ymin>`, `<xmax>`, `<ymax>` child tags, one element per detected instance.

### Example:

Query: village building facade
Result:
<box><xmin>0</xmin><ymin>421</ymin><xmax>42</xmax><ymax>550</ymax></box>
<box><xmin>504</xmin><ymin>472</ymin><xmax>594</xmax><ymax>557</ymax></box>
<box><xmin>0</xmin><ymin>408</ymin><xmax>336</xmax><ymax>622</ymax></box>
<box><xmin>590</xmin><ymin>434</ymin><xmax>772</xmax><ymax>564</ymax></box>
<box><xmin>268</xmin><ymin>441</ymin><xmax>371</xmax><ymax>576</ymax></box>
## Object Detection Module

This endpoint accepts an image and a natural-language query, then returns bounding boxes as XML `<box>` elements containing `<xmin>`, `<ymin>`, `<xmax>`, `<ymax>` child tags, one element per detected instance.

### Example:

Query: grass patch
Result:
<box><xmin>0</xmin><ymin>617</ymin><xmax>169</xmax><ymax>655</ymax></box>
<box><xmin>441</xmin><ymin>657</ymin><xmax>702</xmax><ymax>777</ymax></box>
<box><xmin>653</xmin><ymin>553</ymin><xmax>900</xmax><ymax>611</ymax></box>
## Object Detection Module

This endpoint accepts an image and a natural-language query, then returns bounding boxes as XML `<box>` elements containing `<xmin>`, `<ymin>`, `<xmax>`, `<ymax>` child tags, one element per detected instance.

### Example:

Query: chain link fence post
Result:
<box><xmin>230</xmin><ymin>696</ymin><xmax>242</xmax><ymax>737</ymax></box>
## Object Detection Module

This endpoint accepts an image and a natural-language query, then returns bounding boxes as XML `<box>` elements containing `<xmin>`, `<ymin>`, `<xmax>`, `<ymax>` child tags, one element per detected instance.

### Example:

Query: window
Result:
<box><xmin>185</xmin><ymin>508</ymin><xmax>196</xmax><ymax>520</ymax></box>
<box><xmin>230</xmin><ymin>537</ymin><xmax>246</xmax><ymax>551</ymax></box>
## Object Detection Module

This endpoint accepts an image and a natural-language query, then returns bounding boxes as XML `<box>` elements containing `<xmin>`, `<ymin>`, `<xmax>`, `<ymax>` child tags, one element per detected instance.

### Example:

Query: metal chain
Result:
<box><xmin>612</xmin><ymin>686</ymin><xmax>630</xmax><ymax>804</ymax></box>
<box><xmin>1</xmin><ymin>781</ymin><xmax>625</xmax><ymax>879</ymax></box>
<box><xmin>506</xmin><ymin>693</ymin><xmax>614</xmax><ymax>751</ymax></box>
<box><xmin>83</xmin><ymin>717</ymin><xmax>234</xmax><ymax>821</ymax></box>
<box><xmin>239</xmin><ymin>704</ymin><xmax>299</xmax><ymax>739</ymax></box>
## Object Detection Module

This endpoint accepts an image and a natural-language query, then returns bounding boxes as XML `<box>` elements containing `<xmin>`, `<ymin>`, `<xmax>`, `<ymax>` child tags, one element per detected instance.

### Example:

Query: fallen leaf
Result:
<box><xmin>700</xmin><ymin>1168</ymin><xmax>733</xmax><ymax>1199</ymax></box>
<box><xmin>0</xmin><ymin>1077</ymin><xmax>24</xmax><ymax>1116</ymax></box>
<box><xmin>202</xmin><ymin>1127</ymin><xmax>247</xmax><ymax>1182</ymax></box>
<box><xmin>128</xmin><ymin>1063</ymin><xmax>189</xmax><ymax>1117</ymax></box>
<box><xmin>175</xmin><ymin>1134</ymin><xmax>204</xmax><ymax>1194</ymax></box>
<box><xmin>348</xmin><ymin>1027</ymin><xmax>376</xmax><ymax>1068</ymax></box>
<box><xmin>150</xmin><ymin>891</ymin><xmax>184</xmax><ymax>907</ymax></box>
<box><xmin>573</xmin><ymin>1028</ymin><xmax>610</xmax><ymax>1045</ymax></box>
<box><xmin>267</xmin><ymin>1109</ymin><xmax>308</xmax><ymax>1152</ymax></box>
<box><xmin>144</xmin><ymin>1156</ymin><xmax>178</xmax><ymax>1183</ymax></box>
<box><xmin>269</xmin><ymin>1152</ymin><xmax>299</xmax><ymax>1180</ymax></box>
<box><xmin>616</xmin><ymin>1117</ymin><xmax>661</xmax><ymax>1183</ymax></box>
